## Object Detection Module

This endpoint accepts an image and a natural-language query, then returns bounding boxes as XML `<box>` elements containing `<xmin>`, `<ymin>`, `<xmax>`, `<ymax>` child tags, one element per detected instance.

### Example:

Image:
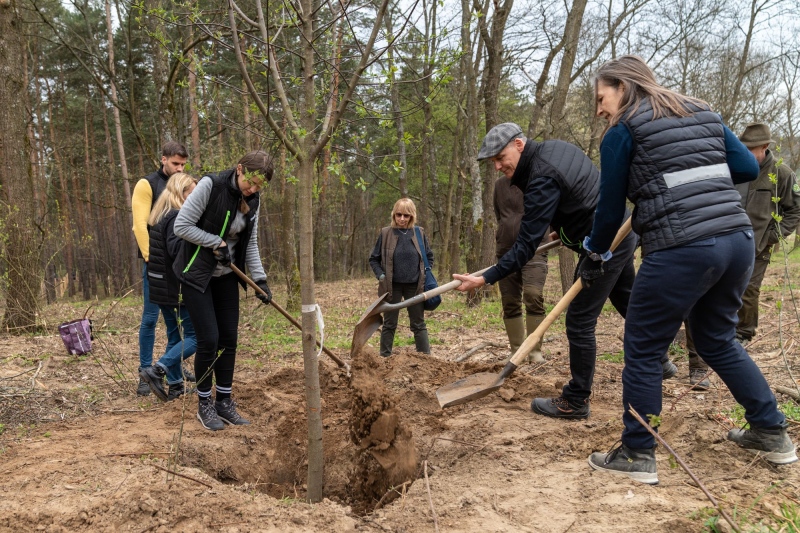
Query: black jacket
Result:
<box><xmin>173</xmin><ymin>170</ymin><xmax>260</xmax><ymax>292</ymax></box>
<box><xmin>484</xmin><ymin>139</ymin><xmax>599</xmax><ymax>285</ymax></box>
<box><xmin>147</xmin><ymin>210</ymin><xmax>183</xmax><ymax>306</ymax></box>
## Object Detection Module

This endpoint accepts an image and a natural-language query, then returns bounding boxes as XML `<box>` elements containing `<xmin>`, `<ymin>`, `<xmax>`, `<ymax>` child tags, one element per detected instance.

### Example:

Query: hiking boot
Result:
<box><xmin>588</xmin><ymin>442</ymin><xmax>658</xmax><ymax>484</ymax></box>
<box><xmin>166</xmin><ymin>382</ymin><xmax>193</xmax><ymax>401</ymax></box>
<box><xmin>531</xmin><ymin>396</ymin><xmax>590</xmax><ymax>420</ymax></box>
<box><xmin>214</xmin><ymin>398</ymin><xmax>250</xmax><ymax>426</ymax></box>
<box><xmin>689</xmin><ymin>369</ymin><xmax>710</xmax><ymax>390</ymax></box>
<box><xmin>662</xmin><ymin>359</ymin><xmax>678</xmax><ymax>380</ymax></box>
<box><xmin>139</xmin><ymin>365</ymin><xmax>168</xmax><ymax>402</ymax></box>
<box><xmin>197</xmin><ymin>397</ymin><xmax>225</xmax><ymax>431</ymax></box>
<box><xmin>215</xmin><ymin>397</ymin><xmax>250</xmax><ymax>426</ymax></box>
<box><xmin>727</xmin><ymin>425</ymin><xmax>798</xmax><ymax>464</ymax></box>
<box><xmin>181</xmin><ymin>365</ymin><xmax>196</xmax><ymax>383</ymax></box>
<box><xmin>136</xmin><ymin>377</ymin><xmax>151</xmax><ymax>396</ymax></box>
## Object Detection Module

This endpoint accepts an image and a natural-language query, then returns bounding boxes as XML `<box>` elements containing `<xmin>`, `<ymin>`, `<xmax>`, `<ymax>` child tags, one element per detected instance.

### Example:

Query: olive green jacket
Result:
<box><xmin>735</xmin><ymin>150</ymin><xmax>800</xmax><ymax>256</ymax></box>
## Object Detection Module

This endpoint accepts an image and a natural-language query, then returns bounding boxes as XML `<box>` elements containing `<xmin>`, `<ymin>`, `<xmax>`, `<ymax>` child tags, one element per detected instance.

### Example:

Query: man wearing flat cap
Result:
<box><xmin>454</xmin><ymin>122</ymin><xmax>663</xmax><ymax>420</ymax></box>
<box><xmin>734</xmin><ymin>123</ymin><xmax>800</xmax><ymax>343</ymax></box>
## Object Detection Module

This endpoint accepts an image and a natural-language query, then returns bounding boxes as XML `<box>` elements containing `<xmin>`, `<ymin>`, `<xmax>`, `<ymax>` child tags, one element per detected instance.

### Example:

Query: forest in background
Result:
<box><xmin>1</xmin><ymin>0</ymin><xmax>800</xmax><ymax>332</ymax></box>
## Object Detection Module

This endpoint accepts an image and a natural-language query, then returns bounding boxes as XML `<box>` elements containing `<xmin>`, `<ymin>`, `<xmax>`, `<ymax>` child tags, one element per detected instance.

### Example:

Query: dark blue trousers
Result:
<box><xmin>562</xmin><ymin>231</ymin><xmax>638</xmax><ymax>403</ymax></box>
<box><xmin>622</xmin><ymin>230</ymin><xmax>785</xmax><ymax>449</ymax></box>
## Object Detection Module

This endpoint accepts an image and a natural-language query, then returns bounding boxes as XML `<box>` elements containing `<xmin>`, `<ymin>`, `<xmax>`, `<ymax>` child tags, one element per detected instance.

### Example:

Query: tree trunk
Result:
<box><xmin>385</xmin><ymin>14</ymin><xmax>408</xmax><ymax>197</ymax></box>
<box><xmin>0</xmin><ymin>0</ymin><xmax>42</xmax><ymax>332</ymax></box>
<box><xmin>477</xmin><ymin>0</ymin><xmax>513</xmax><ymax>288</ymax></box>
<box><xmin>547</xmin><ymin>0</ymin><xmax>587</xmax><ymax>295</ymax></box>
<box><xmin>460</xmin><ymin>0</ymin><xmax>483</xmax><ymax>303</ymax></box>
<box><xmin>189</xmin><ymin>52</ymin><xmax>201</xmax><ymax>171</ymax></box>
<box><xmin>105</xmin><ymin>0</ymin><xmax>137</xmax><ymax>291</ymax></box>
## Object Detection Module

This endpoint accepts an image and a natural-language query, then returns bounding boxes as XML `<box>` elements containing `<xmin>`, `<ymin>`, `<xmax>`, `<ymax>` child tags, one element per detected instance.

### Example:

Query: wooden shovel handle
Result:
<box><xmin>508</xmin><ymin>218</ymin><xmax>633</xmax><ymax>367</ymax></box>
<box><xmin>230</xmin><ymin>264</ymin><xmax>347</xmax><ymax>369</ymax></box>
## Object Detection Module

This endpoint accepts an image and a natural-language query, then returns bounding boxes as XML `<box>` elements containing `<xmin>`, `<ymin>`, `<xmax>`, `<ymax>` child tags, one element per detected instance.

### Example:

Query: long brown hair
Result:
<box><xmin>594</xmin><ymin>55</ymin><xmax>710</xmax><ymax>130</ymax></box>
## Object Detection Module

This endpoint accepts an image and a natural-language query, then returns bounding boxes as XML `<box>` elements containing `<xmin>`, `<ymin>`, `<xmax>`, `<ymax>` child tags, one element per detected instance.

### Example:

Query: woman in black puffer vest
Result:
<box><xmin>173</xmin><ymin>151</ymin><xmax>274</xmax><ymax>431</ymax></box>
<box><xmin>585</xmin><ymin>55</ymin><xmax>796</xmax><ymax>483</ymax></box>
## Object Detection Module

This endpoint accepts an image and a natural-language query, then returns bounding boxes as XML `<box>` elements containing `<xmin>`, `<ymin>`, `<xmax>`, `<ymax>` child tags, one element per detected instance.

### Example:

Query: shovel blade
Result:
<box><xmin>350</xmin><ymin>292</ymin><xmax>390</xmax><ymax>357</ymax></box>
<box><xmin>436</xmin><ymin>372</ymin><xmax>506</xmax><ymax>408</ymax></box>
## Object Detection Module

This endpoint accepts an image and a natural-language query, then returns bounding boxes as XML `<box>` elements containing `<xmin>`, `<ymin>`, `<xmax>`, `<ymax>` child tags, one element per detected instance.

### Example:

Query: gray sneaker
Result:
<box><xmin>588</xmin><ymin>442</ymin><xmax>658</xmax><ymax>484</ymax></box>
<box><xmin>689</xmin><ymin>369</ymin><xmax>710</xmax><ymax>390</ymax></box>
<box><xmin>727</xmin><ymin>425</ymin><xmax>798</xmax><ymax>464</ymax></box>
<box><xmin>197</xmin><ymin>397</ymin><xmax>225</xmax><ymax>431</ymax></box>
<box><xmin>136</xmin><ymin>376</ymin><xmax>151</xmax><ymax>396</ymax></box>
<box><xmin>215</xmin><ymin>398</ymin><xmax>250</xmax><ymax>426</ymax></box>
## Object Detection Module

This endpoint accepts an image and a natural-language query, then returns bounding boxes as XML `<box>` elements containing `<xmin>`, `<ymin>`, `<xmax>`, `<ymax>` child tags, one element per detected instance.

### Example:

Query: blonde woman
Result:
<box><xmin>368</xmin><ymin>198</ymin><xmax>433</xmax><ymax>357</ymax></box>
<box><xmin>139</xmin><ymin>172</ymin><xmax>198</xmax><ymax>402</ymax></box>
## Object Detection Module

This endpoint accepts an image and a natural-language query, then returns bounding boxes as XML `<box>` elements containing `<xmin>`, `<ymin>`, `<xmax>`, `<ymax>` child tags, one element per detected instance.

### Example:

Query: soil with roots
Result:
<box><xmin>1</xmin><ymin>261</ymin><xmax>799</xmax><ymax>532</ymax></box>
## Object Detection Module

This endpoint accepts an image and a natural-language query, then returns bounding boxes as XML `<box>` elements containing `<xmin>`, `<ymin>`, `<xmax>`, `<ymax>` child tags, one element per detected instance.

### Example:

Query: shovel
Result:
<box><xmin>436</xmin><ymin>218</ymin><xmax>632</xmax><ymax>408</ymax></box>
<box><xmin>350</xmin><ymin>239</ymin><xmax>563</xmax><ymax>358</ymax></box>
<box><xmin>230</xmin><ymin>264</ymin><xmax>350</xmax><ymax>373</ymax></box>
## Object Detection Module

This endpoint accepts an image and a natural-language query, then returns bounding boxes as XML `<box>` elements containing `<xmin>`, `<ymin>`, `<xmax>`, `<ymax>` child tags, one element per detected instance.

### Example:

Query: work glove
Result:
<box><xmin>255</xmin><ymin>279</ymin><xmax>272</xmax><ymax>305</ymax></box>
<box><xmin>578</xmin><ymin>256</ymin><xmax>604</xmax><ymax>288</ymax></box>
<box><xmin>378</xmin><ymin>273</ymin><xmax>386</xmax><ymax>281</ymax></box>
<box><xmin>212</xmin><ymin>245</ymin><xmax>231</xmax><ymax>266</ymax></box>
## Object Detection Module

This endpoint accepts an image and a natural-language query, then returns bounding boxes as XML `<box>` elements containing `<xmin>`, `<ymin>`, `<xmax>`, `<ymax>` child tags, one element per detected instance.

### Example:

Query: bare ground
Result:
<box><xmin>1</xmin><ymin>258</ymin><xmax>799</xmax><ymax>533</ymax></box>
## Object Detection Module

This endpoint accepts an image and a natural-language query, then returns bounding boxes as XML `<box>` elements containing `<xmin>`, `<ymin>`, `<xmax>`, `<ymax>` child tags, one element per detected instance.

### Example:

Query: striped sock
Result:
<box><xmin>216</xmin><ymin>385</ymin><xmax>232</xmax><ymax>401</ymax></box>
<box><xmin>197</xmin><ymin>388</ymin><xmax>212</xmax><ymax>399</ymax></box>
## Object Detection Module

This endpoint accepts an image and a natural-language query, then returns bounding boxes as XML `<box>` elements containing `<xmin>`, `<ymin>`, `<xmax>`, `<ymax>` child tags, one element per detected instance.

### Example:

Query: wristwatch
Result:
<box><xmin>582</xmin><ymin>236</ymin><xmax>613</xmax><ymax>262</ymax></box>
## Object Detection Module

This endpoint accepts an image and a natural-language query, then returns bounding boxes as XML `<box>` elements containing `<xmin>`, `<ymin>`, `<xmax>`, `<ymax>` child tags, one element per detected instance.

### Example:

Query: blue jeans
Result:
<box><xmin>621</xmin><ymin>230</ymin><xmax>785</xmax><ymax>449</ymax></box>
<box><xmin>156</xmin><ymin>305</ymin><xmax>197</xmax><ymax>385</ymax></box>
<box><xmin>138</xmin><ymin>262</ymin><xmax>161</xmax><ymax>369</ymax></box>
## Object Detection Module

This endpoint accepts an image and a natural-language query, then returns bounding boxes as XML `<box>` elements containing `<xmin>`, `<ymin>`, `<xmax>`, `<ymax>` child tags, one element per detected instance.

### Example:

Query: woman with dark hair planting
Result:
<box><xmin>173</xmin><ymin>151</ymin><xmax>274</xmax><ymax>431</ymax></box>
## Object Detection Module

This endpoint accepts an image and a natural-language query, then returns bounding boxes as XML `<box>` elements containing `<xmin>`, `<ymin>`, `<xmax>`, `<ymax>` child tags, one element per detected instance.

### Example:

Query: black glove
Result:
<box><xmin>213</xmin><ymin>245</ymin><xmax>231</xmax><ymax>266</ymax></box>
<box><xmin>255</xmin><ymin>279</ymin><xmax>272</xmax><ymax>305</ymax></box>
<box><xmin>578</xmin><ymin>256</ymin><xmax>604</xmax><ymax>288</ymax></box>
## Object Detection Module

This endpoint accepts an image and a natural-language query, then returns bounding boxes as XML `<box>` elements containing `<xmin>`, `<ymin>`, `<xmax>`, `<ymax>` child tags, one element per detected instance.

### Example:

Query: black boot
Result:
<box><xmin>136</xmin><ymin>376</ymin><xmax>151</xmax><ymax>396</ymax></box>
<box><xmin>215</xmin><ymin>398</ymin><xmax>250</xmax><ymax>425</ymax></box>
<box><xmin>414</xmin><ymin>330</ymin><xmax>431</xmax><ymax>354</ymax></box>
<box><xmin>531</xmin><ymin>396</ymin><xmax>590</xmax><ymax>419</ymax></box>
<box><xmin>379</xmin><ymin>328</ymin><xmax>395</xmax><ymax>357</ymax></box>
<box><xmin>197</xmin><ymin>396</ymin><xmax>224</xmax><ymax>431</ymax></box>
<box><xmin>139</xmin><ymin>365</ymin><xmax>168</xmax><ymax>401</ymax></box>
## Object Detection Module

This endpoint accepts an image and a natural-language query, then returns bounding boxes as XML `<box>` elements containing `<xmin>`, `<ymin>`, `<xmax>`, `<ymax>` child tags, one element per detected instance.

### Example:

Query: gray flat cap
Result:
<box><xmin>477</xmin><ymin>122</ymin><xmax>523</xmax><ymax>160</ymax></box>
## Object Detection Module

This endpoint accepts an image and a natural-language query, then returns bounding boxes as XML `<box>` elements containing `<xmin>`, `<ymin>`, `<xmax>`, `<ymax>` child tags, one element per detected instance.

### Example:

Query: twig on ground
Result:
<box><xmin>456</xmin><ymin>342</ymin><xmax>506</xmax><ymax>362</ymax></box>
<box><xmin>373</xmin><ymin>480</ymin><xmax>410</xmax><ymax>510</ymax></box>
<box><xmin>0</xmin><ymin>365</ymin><xmax>38</xmax><ymax>381</ymax></box>
<box><xmin>667</xmin><ymin>370</ymin><xmax>717</xmax><ymax>411</ymax></box>
<box><xmin>102</xmin><ymin>452</ymin><xmax>173</xmax><ymax>457</ymax></box>
<box><xmin>421</xmin><ymin>436</ymin><xmax>484</xmax><ymax>463</ymax></box>
<box><xmin>423</xmin><ymin>461</ymin><xmax>439</xmax><ymax>533</ymax></box>
<box><xmin>628</xmin><ymin>406</ymin><xmax>740</xmax><ymax>533</ymax></box>
<box><xmin>151</xmin><ymin>463</ymin><xmax>213</xmax><ymax>488</ymax></box>
<box><xmin>29</xmin><ymin>361</ymin><xmax>44</xmax><ymax>392</ymax></box>
<box><xmin>774</xmin><ymin>385</ymin><xmax>800</xmax><ymax>401</ymax></box>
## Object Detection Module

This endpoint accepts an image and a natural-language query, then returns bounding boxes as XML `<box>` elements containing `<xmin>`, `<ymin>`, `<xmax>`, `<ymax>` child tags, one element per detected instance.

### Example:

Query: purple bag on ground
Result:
<box><xmin>59</xmin><ymin>318</ymin><xmax>93</xmax><ymax>355</ymax></box>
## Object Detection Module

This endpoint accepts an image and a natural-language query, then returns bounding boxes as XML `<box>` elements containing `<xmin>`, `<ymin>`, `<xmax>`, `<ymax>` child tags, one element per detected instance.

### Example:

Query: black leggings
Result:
<box><xmin>182</xmin><ymin>273</ymin><xmax>240</xmax><ymax>394</ymax></box>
